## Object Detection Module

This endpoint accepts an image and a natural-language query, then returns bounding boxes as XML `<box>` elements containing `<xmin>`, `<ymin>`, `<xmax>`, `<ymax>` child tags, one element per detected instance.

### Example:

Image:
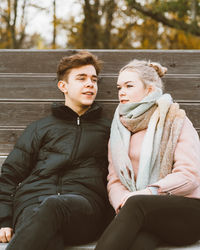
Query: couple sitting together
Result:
<box><xmin>0</xmin><ymin>51</ymin><xmax>200</xmax><ymax>250</ymax></box>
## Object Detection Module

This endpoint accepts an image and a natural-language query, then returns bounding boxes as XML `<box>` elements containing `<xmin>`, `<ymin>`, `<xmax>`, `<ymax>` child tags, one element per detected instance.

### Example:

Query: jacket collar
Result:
<box><xmin>51</xmin><ymin>102</ymin><xmax>102</xmax><ymax>120</ymax></box>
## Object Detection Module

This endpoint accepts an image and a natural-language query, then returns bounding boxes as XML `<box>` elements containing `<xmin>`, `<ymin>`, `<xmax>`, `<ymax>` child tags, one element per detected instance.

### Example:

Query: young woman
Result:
<box><xmin>95</xmin><ymin>59</ymin><xmax>200</xmax><ymax>250</ymax></box>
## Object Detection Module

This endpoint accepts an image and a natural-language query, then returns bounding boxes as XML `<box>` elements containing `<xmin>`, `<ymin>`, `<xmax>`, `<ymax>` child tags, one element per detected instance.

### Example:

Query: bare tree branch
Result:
<box><xmin>116</xmin><ymin>22</ymin><xmax>136</xmax><ymax>46</ymax></box>
<box><xmin>18</xmin><ymin>0</ymin><xmax>27</xmax><ymax>48</ymax></box>
<box><xmin>127</xmin><ymin>0</ymin><xmax>200</xmax><ymax>36</ymax></box>
<box><xmin>28</xmin><ymin>4</ymin><xmax>49</xmax><ymax>12</ymax></box>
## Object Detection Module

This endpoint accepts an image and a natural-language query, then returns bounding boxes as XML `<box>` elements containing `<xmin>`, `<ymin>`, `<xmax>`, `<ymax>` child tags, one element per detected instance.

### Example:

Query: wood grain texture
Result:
<box><xmin>0</xmin><ymin>129</ymin><xmax>23</xmax><ymax>155</ymax></box>
<box><xmin>0</xmin><ymin>75</ymin><xmax>200</xmax><ymax>101</ymax></box>
<box><xmin>0</xmin><ymin>127</ymin><xmax>199</xmax><ymax>156</ymax></box>
<box><xmin>0</xmin><ymin>50</ymin><xmax>200</xmax><ymax>250</ymax></box>
<box><xmin>0</xmin><ymin>157</ymin><xmax>6</xmax><ymax>167</ymax></box>
<box><xmin>0</xmin><ymin>50</ymin><xmax>200</xmax><ymax>74</ymax></box>
<box><xmin>0</xmin><ymin>50</ymin><xmax>199</xmax><ymax>157</ymax></box>
<box><xmin>0</xmin><ymin>101</ymin><xmax>199</xmax><ymax>127</ymax></box>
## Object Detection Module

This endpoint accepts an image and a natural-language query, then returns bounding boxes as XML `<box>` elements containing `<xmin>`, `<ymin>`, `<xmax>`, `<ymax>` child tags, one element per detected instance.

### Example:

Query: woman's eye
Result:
<box><xmin>127</xmin><ymin>84</ymin><xmax>133</xmax><ymax>88</ymax></box>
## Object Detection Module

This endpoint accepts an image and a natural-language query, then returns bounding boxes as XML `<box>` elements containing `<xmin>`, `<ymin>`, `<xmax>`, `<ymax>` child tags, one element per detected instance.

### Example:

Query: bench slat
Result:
<box><xmin>0</xmin><ymin>242</ymin><xmax>200</xmax><ymax>250</ymax></box>
<box><xmin>0</xmin><ymin>128</ymin><xmax>199</xmax><ymax>156</ymax></box>
<box><xmin>0</xmin><ymin>50</ymin><xmax>200</xmax><ymax>74</ymax></box>
<box><xmin>0</xmin><ymin>102</ymin><xmax>199</xmax><ymax>127</ymax></box>
<box><xmin>0</xmin><ymin>75</ymin><xmax>200</xmax><ymax>101</ymax></box>
<box><xmin>0</xmin><ymin>129</ymin><xmax>23</xmax><ymax>155</ymax></box>
<box><xmin>0</xmin><ymin>50</ymin><xmax>199</xmax><ymax>250</ymax></box>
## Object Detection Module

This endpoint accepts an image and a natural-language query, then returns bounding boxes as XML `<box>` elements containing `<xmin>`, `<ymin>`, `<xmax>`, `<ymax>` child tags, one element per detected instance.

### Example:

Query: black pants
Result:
<box><xmin>95</xmin><ymin>195</ymin><xmax>200</xmax><ymax>250</ymax></box>
<box><xmin>6</xmin><ymin>194</ymin><xmax>105</xmax><ymax>250</ymax></box>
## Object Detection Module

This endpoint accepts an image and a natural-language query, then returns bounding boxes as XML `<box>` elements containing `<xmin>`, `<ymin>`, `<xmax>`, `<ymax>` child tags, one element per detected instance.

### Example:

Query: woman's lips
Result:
<box><xmin>120</xmin><ymin>99</ymin><xmax>129</xmax><ymax>104</ymax></box>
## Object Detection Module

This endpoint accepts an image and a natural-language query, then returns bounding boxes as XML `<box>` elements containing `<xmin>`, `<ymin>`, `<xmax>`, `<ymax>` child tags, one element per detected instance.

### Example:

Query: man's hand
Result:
<box><xmin>0</xmin><ymin>227</ymin><xmax>13</xmax><ymax>243</ymax></box>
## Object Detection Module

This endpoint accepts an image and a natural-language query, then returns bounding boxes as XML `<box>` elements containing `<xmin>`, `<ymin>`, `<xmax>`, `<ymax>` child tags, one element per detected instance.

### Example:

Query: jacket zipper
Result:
<box><xmin>56</xmin><ymin>174</ymin><xmax>62</xmax><ymax>195</ymax></box>
<box><xmin>77</xmin><ymin>117</ymin><xmax>80</xmax><ymax>125</ymax></box>
<box><xmin>69</xmin><ymin>116</ymin><xmax>82</xmax><ymax>163</ymax></box>
<box><xmin>162</xmin><ymin>181</ymin><xmax>189</xmax><ymax>195</ymax></box>
<box><xmin>56</xmin><ymin>117</ymin><xmax>81</xmax><ymax>195</ymax></box>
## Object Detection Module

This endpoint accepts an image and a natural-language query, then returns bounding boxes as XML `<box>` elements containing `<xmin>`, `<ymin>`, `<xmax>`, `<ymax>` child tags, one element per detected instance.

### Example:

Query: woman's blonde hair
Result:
<box><xmin>120</xmin><ymin>59</ymin><xmax>167</xmax><ymax>91</ymax></box>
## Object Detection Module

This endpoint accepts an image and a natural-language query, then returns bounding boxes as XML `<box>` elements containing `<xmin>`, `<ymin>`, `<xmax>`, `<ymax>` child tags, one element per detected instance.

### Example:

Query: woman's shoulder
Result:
<box><xmin>182</xmin><ymin>116</ymin><xmax>197</xmax><ymax>132</ymax></box>
<box><xmin>179</xmin><ymin>116</ymin><xmax>200</xmax><ymax>144</ymax></box>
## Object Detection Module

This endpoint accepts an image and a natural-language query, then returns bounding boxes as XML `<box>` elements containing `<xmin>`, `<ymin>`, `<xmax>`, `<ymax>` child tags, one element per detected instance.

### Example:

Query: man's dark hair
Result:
<box><xmin>57</xmin><ymin>51</ymin><xmax>102</xmax><ymax>81</ymax></box>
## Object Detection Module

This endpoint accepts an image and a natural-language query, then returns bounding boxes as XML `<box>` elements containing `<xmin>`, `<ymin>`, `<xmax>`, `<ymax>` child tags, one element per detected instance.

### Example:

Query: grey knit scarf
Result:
<box><xmin>110</xmin><ymin>88</ymin><xmax>185</xmax><ymax>191</ymax></box>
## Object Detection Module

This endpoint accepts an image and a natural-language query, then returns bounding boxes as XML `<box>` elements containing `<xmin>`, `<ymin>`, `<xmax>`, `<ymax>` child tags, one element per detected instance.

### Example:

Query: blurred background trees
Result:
<box><xmin>0</xmin><ymin>0</ymin><xmax>27</xmax><ymax>48</ymax></box>
<box><xmin>0</xmin><ymin>0</ymin><xmax>200</xmax><ymax>49</ymax></box>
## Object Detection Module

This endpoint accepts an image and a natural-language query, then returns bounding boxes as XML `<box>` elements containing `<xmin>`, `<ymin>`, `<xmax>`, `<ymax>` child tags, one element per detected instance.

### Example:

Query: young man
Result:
<box><xmin>0</xmin><ymin>51</ymin><xmax>111</xmax><ymax>250</ymax></box>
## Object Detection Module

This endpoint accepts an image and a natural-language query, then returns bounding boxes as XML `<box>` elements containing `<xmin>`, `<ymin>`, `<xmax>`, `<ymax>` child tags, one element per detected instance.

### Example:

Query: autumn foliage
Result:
<box><xmin>0</xmin><ymin>0</ymin><xmax>200</xmax><ymax>49</ymax></box>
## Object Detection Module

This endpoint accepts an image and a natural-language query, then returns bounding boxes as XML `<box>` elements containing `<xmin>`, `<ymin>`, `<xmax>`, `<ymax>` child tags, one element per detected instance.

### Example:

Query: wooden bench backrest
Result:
<box><xmin>0</xmin><ymin>49</ymin><xmax>200</xmax><ymax>165</ymax></box>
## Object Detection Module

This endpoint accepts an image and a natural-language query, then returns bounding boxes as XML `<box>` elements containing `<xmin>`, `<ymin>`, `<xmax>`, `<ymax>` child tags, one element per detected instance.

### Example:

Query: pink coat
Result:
<box><xmin>107</xmin><ymin>117</ymin><xmax>200</xmax><ymax>212</ymax></box>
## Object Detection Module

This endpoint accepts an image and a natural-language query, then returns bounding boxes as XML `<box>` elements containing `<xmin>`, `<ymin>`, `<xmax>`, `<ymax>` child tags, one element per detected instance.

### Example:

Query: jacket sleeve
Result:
<box><xmin>0</xmin><ymin>121</ymin><xmax>40</xmax><ymax>228</ymax></box>
<box><xmin>151</xmin><ymin>117</ymin><xmax>200</xmax><ymax>196</ymax></box>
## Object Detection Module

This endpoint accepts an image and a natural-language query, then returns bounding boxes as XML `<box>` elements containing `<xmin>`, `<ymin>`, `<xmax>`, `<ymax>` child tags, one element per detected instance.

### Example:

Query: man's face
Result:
<box><xmin>58</xmin><ymin>65</ymin><xmax>98</xmax><ymax>115</ymax></box>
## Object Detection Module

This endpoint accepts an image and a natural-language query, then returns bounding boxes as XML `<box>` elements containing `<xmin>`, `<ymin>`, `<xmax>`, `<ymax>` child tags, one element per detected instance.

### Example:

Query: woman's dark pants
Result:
<box><xmin>95</xmin><ymin>195</ymin><xmax>200</xmax><ymax>250</ymax></box>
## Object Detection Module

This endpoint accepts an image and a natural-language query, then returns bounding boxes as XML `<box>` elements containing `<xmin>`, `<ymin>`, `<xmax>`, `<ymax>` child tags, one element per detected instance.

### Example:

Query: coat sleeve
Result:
<box><xmin>0</xmin><ymin>121</ymin><xmax>40</xmax><ymax>228</ymax></box>
<box><xmin>151</xmin><ymin>117</ymin><xmax>200</xmax><ymax>196</ymax></box>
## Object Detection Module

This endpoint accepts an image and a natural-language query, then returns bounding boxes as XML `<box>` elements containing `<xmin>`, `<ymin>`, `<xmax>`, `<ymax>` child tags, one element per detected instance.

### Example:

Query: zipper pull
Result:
<box><xmin>77</xmin><ymin>117</ymin><xmax>80</xmax><ymax>125</ymax></box>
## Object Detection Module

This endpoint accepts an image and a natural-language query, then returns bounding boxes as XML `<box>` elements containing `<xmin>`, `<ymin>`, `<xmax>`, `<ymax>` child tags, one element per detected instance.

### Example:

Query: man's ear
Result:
<box><xmin>57</xmin><ymin>80</ymin><xmax>68</xmax><ymax>93</ymax></box>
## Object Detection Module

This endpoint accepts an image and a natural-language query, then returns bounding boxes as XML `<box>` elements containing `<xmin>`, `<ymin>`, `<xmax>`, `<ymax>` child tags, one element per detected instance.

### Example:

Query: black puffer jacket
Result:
<box><xmin>0</xmin><ymin>102</ymin><xmax>111</xmax><ymax>228</ymax></box>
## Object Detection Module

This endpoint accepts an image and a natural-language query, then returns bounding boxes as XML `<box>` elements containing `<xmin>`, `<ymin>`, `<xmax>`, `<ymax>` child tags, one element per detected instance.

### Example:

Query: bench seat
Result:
<box><xmin>0</xmin><ymin>50</ymin><xmax>200</xmax><ymax>250</ymax></box>
<box><xmin>1</xmin><ymin>241</ymin><xmax>200</xmax><ymax>250</ymax></box>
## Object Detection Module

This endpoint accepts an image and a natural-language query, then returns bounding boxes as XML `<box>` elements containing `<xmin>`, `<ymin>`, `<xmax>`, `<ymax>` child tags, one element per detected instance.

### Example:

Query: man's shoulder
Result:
<box><xmin>24</xmin><ymin>115</ymin><xmax>58</xmax><ymax>134</ymax></box>
<box><xmin>92</xmin><ymin>102</ymin><xmax>112</xmax><ymax>128</ymax></box>
<box><xmin>96</xmin><ymin>116</ymin><xmax>111</xmax><ymax>128</ymax></box>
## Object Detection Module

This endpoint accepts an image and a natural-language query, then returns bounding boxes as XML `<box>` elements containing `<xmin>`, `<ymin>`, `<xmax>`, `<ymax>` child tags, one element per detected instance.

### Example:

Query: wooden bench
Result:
<box><xmin>0</xmin><ymin>49</ymin><xmax>200</xmax><ymax>250</ymax></box>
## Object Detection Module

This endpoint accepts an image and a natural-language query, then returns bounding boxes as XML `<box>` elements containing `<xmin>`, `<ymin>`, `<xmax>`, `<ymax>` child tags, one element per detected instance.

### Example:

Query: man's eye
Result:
<box><xmin>127</xmin><ymin>85</ymin><xmax>133</xmax><ymax>88</ymax></box>
<box><xmin>78</xmin><ymin>77</ymin><xmax>85</xmax><ymax>81</ymax></box>
<box><xmin>92</xmin><ymin>79</ymin><xmax>97</xmax><ymax>83</ymax></box>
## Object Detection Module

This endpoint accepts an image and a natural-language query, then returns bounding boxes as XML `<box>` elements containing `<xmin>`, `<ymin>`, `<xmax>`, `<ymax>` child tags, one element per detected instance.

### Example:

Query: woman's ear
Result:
<box><xmin>57</xmin><ymin>80</ymin><xmax>68</xmax><ymax>93</ymax></box>
<box><xmin>146</xmin><ymin>85</ymin><xmax>155</xmax><ymax>95</ymax></box>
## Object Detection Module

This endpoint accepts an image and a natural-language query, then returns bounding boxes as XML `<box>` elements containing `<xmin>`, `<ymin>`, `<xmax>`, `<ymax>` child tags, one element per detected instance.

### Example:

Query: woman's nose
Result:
<box><xmin>119</xmin><ymin>89</ymin><xmax>125</xmax><ymax>96</ymax></box>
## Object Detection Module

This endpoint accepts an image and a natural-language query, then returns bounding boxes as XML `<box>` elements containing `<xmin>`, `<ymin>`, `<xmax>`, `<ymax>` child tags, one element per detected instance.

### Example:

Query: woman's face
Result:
<box><xmin>117</xmin><ymin>70</ymin><xmax>153</xmax><ymax>104</ymax></box>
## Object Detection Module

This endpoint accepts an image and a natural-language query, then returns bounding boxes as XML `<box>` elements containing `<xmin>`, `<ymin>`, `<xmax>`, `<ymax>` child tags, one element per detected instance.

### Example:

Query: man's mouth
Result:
<box><xmin>83</xmin><ymin>91</ymin><xmax>94</xmax><ymax>96</ymax></box>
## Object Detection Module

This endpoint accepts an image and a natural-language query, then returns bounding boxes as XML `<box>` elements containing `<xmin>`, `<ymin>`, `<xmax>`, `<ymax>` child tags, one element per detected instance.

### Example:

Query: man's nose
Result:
<box><xmin>85</xmin><ymin>78</ymin><xmax>94</xmax><ymax>87</ymax></box>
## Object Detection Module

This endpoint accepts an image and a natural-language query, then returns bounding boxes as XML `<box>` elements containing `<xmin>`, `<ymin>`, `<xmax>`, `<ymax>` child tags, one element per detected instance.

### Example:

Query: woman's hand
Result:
<box><xmin>0</xmin><ymin>227</ymin><xmax>13</xmax><ymax>243</ymax></box>
<box><xmin>119</xmin><ymin>188</ymin><xmax>152</xmax><ymax>212</ymax></box>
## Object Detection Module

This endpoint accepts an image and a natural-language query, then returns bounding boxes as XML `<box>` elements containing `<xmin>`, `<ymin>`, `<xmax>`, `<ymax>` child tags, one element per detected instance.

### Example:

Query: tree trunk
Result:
<box><xmin>82</xmin><ymin>0</ymin><xmax>100</xmax><ymax>48</ymax></box>
<box><xmin>103</xmin><ymin>0</ymin><xmax>116</xmax><ymax>48</ymax></box>
<box><xmin>52</xmin><ymin>0</ymin><xmax>56</xmax><ymax>49</ymax></box>
<box><xmin>191</xmin><ymin>0</ymin><xmax>197</xmax><ymax>23</ymax></box>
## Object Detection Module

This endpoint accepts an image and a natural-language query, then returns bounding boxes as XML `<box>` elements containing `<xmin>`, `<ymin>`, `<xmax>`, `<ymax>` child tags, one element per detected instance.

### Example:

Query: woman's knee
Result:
<box><xmin>115</xmin><ymin>195</ymin><xmax>148</xmax><ymax>224</ymax></box>
<box><xmin>123</xmin><ymin>195</ymin><xmax>147</xmax><ymax>211</ymax></box>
